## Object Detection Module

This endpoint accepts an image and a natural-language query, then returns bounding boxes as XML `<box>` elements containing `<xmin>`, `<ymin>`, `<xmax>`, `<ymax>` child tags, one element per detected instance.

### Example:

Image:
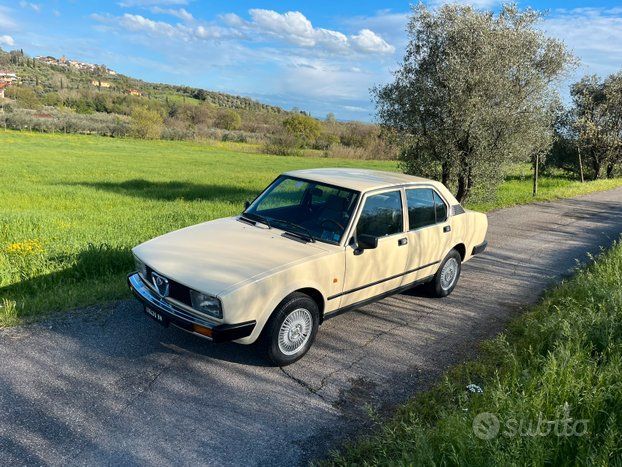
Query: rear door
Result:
<box><xmin>403</xmin><ymin>187</ymin><xmax>451</xmax><ymax>283</ymax></box>
<box><xmin>339</xmin><ymin>189</ymin><xmax>409</xmax><ymax>308</ymax></box>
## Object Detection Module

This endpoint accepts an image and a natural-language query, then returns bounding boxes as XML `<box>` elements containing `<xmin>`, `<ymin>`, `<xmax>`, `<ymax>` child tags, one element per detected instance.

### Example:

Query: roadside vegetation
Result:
<box><xmin>1</xmin><ymin>130</ymin><xmax>621</xmax><ymax>326</ymax></box>
<box><xmin>327</xmin><ymin>240</ymin><xmax>622</xmax><ymax>465</ymax></box>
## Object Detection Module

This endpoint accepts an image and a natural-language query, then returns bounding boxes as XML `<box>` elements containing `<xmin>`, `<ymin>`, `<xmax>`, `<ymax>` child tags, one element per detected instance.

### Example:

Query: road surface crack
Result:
<box><xmin>279</xmin><ymin>367</ymin><xmax>327</xmax><ymax>401</ymax></box>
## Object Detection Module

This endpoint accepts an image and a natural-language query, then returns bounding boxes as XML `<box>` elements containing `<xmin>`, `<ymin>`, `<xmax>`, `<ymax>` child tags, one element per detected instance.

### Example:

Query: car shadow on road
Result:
<box><xmin>66</xmin><ymin>179</ymin><xmax>259</xmax><ymax>203</ymax></box>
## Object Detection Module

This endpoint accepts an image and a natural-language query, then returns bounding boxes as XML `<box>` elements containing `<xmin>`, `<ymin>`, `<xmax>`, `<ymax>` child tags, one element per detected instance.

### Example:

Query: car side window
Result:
<box><xmin>433</xmin><ymin>191</ymin><xmax>448</xmax><ymax>222</ymax></box>
<box><xmin>356</xmin><ymin>191</ymin><xmax>403</xmax><ymax>238</ymax></box>
<box><xmin>407</xmin><ymin>188</ymin><xmax>448</xmax><ymax>229</ymax></box>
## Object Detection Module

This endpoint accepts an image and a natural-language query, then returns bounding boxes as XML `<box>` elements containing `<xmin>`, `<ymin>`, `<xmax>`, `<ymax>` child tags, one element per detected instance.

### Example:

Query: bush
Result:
<box><xmin>214</xmin><ymin>109</ymin><xmax>242</xmax><ymax>130</ymax></box>
<box><xmin>313</xmin><ymin>132</ymin><xmax>340</xmax><ymax>150</ymax></box>
<box><xmin>282</xmin><ymin>114</ymin><xmax>321</xmax><ymax>147</ymax></box>
<box><xmin>6</xmin><ymin>86</ymin><xmax>41</xmax><ymax>109</ymax></box>
<box><xmin>263</xmin><ymin>133</ymin><xmax>303</xmax><ymax>156</ymax></box>
<box><xmin>130</xmin><ymin>107</ymin><xmax>163</xmax><ymax>139</ymax></box>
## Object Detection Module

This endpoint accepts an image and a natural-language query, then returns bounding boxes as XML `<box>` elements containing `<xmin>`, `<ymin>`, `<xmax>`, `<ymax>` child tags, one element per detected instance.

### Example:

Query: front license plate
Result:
<box><xmin>144</xmin><ymin>306</ymin><xmax>169</xmax><ymax>327</ymax></box>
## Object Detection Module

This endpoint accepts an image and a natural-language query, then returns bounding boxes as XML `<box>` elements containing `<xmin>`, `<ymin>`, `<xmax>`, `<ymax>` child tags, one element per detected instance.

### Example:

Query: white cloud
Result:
<box><xmin>351</xmin><ymin>29</ymin><xmax>394</xmax><ymax>54</ymax></box>
<box><xmin>150</xmin><ymin>7</ymin><xmax>193</xmax><ymax>22</ymax></box>
<box><xmin>0</xmin><ymin>34</ymin><xmax>15</xmax><ymax>47</ymax></box>
<box><xmin>542</xmin><ymin>8</ymin><xmax>622</xmax><ymax>77</ymax></box>
<box><xmin>220</xmin><ymin>13</ymin><xmax>245</xmax><ymax>27</ymax></box>
<box><xmin>246</xmin><ymin>9</ymin><xmax>393</xmax><ymax>55</ymax></box>
<box><xmin>93</xmin><ymin>8</ymin><xmax>394</xmax><ymax>56</ymax></box>
<box><xmin>18</xmin><ymin>1</ymin><xmax>41</xmax><ymax>13</ymax></box>
<box><xmin>120</xmin><ymin>14</ymin><xmax>179</xmax><ymax>37</ymax></box>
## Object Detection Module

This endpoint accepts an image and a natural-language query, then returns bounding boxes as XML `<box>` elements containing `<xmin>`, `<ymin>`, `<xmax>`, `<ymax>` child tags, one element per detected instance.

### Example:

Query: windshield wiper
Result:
<box><xmin>271</xmin><ymin>219</ymin><xmax>315</xmax><ymax>243</ymax></box>
<box><xmin>242</xmin><ymin>212</ymin><xmax>272</xmax><ymax>229</ymax></box>
<box><xmin>238</xmin><ymin>215</ymin><xmax>256</xmax><ymax>226</ymax></box>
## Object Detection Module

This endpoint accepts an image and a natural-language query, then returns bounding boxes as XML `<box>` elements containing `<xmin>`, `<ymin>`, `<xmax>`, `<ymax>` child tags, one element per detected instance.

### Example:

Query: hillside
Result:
<box><xmin>0</xmin><ymin>48</ymin><xmax>284</xmax><ymax>113</ymax></box>
<box><xmin>0</xmin><ymin>47</ymin><xmax>394</xmax><ymax>161</ymax></box>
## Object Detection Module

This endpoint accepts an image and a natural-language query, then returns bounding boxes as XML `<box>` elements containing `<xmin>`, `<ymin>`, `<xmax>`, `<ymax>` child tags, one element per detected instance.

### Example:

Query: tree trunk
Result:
<box><xmin>456</xmin><ymin>163</ymin><xmax>472</xmax><ymax>202</ymax></box>
<box><xmin>441</xmin><ymin>162</ymin><xmax>450</xmax><ymax>186</ymax></box>
<box><xmin>592</xmin><ymin>157</ymin><xmax>601</xmax><ymax>180</ymax></box>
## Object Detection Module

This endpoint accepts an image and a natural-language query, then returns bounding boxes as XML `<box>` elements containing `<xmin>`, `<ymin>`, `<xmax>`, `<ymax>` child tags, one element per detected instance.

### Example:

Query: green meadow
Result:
<box><xmin>1</xmin><ymin>130</ymin><xmax>621</xmax><ymax>325</ymax></box>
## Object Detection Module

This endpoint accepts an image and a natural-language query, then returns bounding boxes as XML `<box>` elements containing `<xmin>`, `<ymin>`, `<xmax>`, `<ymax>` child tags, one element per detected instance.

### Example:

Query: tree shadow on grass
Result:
<box><xmin>68</xmin><ymin>179</ymin><xmax>259</xmax><ymax>203</ymax></box>
<box><xmin>1</xmin><ymin>244</ymin><xmax>133</xmax><ymax>305</ymax></box>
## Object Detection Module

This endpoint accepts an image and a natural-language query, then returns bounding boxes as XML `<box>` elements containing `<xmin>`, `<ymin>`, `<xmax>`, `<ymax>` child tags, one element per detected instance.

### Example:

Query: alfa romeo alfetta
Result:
<box><xmin>128</xmin><ymin>169</ymin><xmax>488</xmax><ymax>365</ymax></box>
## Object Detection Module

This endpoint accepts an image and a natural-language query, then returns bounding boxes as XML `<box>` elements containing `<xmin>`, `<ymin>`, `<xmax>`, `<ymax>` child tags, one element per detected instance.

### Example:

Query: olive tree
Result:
<box><xmin>571</xmin><ymin>73</ymin><xmax>622</xmax><ymax>179</ymax></box>
<box><xmin>374</xmin><ymin>4</ymin><xmax>574</xmax><ymax>202</ymax></box>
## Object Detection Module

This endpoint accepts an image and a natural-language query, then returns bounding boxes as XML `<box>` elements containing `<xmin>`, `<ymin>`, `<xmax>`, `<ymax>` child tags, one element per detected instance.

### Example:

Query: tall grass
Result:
<box><xmin>328</xmin><ymin>242</ymin><xmax>622</xmax><ymax>465</ymax></box>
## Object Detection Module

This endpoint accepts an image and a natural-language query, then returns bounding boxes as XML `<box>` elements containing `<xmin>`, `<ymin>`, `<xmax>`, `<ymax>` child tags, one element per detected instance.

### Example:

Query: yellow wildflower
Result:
<box><xmin>5</xmin><ymin>240</ymin><xmax>44</xmax><ymax>255</ymax></box>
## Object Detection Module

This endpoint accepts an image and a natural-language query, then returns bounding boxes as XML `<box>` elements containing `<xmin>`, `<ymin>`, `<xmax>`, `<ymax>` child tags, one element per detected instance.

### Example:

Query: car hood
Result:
<box><xmin>133</xmin><ymin>217</ymin><xmax>331</xmax><ymax>296</ymax></box>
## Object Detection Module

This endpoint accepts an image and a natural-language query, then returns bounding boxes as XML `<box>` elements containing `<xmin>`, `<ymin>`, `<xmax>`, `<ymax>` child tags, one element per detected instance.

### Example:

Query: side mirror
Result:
<box><xmin>244</xmin><ymin>200</ymin><xmax>250</xmax><ymax>210</ymax></box>
<box><xmin>357</xmin><ymin>234</ymin><xmax>378</xmax><ymax>250</ymax></box>
<box><xmin>351</xmin><ymin>234</ymin><xmax>378</xmax><ymax>255</ymax></box>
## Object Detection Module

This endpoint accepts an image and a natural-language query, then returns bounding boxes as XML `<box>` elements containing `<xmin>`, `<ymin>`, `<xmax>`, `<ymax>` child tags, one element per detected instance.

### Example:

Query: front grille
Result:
<box><xmin>145</xmin><ymin>265</ymin><xmax>192</xmax><ymax>306</ymax></box>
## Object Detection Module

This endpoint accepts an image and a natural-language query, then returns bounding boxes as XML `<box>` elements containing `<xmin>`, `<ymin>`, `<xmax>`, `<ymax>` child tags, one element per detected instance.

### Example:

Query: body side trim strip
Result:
<box><xmin>324</xmin><ymin>274</ymin><xmax>435</xmax><ymax>320</ymax></box>
<box><xmin>327</xmin><ymin>260</ymin><xmax>440</xmax><ymax>301</ymax></box>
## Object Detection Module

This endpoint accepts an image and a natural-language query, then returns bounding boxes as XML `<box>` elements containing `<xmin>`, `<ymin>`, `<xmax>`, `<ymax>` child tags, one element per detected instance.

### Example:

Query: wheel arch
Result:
<box><xmin>453</xmin><ymin>243</ymin><xmax>466</xmax><ymax>261</ymax></box>
<box><xmin>292</xmin><ymin>287</ymin><xmax>326</xmax><ymax>322</ymax></box>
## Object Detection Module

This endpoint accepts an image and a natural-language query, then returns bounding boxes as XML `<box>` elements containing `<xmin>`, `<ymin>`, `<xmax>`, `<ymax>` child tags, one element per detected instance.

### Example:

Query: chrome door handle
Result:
<box><xmin>398</xmin><ymin>237</ymin><xmax>408</xmax><ymax>246</ymax></box>
<box><xmin>443</xmin><ymin>226</ymin><xmax>451</xmax><ymax>233</ymax></box>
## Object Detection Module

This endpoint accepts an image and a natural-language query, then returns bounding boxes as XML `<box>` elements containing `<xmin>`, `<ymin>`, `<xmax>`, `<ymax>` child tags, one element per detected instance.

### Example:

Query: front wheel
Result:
<box><xmin>261</xmin><ymin>292</ymin><xmax>319</xmax><ymax>366</ymax></box>
<box><xmin>428</xmin><ymin>249</ymin><xmax>462</xmax><ymax>297</ymax></box>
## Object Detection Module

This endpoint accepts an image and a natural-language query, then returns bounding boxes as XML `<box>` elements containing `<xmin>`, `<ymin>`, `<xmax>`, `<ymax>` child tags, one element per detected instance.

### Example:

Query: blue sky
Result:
<box><xmin>0</xmin><ymin>0</ymin><xmax>621</xmax><ymax>121</ymax></box>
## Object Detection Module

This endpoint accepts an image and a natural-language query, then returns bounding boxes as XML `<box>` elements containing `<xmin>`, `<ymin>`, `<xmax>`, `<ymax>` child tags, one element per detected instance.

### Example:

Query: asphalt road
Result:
<box><xmin>1</xmin><ymin>188</ymin><xmax>621</xmax><ymax>466</ymax></box>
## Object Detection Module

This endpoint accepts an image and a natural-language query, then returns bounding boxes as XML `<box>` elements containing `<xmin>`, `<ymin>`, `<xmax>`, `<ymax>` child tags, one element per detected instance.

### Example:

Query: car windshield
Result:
<box><xmin>244</xmin><ymin>176</ymin><xmax>359</xmax><ymax>245</ymax></box>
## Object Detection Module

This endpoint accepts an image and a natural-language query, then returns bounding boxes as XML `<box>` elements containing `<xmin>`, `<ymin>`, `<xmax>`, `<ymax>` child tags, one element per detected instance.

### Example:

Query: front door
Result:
<box><xmin>339</xmin><ymin>189</ymin><xmax>409</xmax><ymax>308</ymax></box>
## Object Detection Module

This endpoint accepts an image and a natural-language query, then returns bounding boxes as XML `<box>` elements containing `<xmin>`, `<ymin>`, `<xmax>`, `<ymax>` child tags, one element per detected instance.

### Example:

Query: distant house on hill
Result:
<box><xmin>0</xmin><ymin>71</ymin><xmax>17</xmax><ymax>83</ymax></box>
<box><xmin>91</xmin><ymin>80</ymin><xmax>112</xmax><ymax>88</ymax></box>
<box><xmin>127</xmin><ymin>89</ymin><xmax>142</xmax><ymax>96</ymax></box>
<box><xmin>0</xmin><ymin>81</ymin><xmax>11</xmax><ymax>99</ymax></box>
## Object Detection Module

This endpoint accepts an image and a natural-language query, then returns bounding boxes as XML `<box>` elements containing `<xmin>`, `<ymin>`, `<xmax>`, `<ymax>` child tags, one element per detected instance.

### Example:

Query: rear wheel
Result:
<box><xmin>262</xmin><ymin>293</ymin><xmax>319</xmax><ymax>366</ymax></box>
<box><xmin>428</xmin><ymin>249</ymin><xmax>462</xmax><ymax>297</ymax></box>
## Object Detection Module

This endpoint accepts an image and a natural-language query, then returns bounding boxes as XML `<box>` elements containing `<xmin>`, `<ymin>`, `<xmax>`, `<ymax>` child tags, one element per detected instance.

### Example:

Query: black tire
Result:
<box><xmin>427</xmin><ymin>249</ymin><xmax>462</xmax><ymax>298</ymax></box>
<box><xmin>261</xmin><ymin>292</ymin><xmax>319</xmax><ymax>366</ymax></box>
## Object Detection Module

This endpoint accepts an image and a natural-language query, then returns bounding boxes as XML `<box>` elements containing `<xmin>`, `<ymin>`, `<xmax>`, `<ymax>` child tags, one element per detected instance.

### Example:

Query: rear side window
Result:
<box><xmin>433</xmin><ymin>191</ymin><xmax>448</xmax><ymax>222</ymax></box>
<box><xmin>356</xmin><ymin>191</ymin><xmax>403</xmax><ymax>237</ymax></box>
<box><xmin>407</xmin><ymin>188</ymin><xmax>448</xmax><ymax>230</ymax></box>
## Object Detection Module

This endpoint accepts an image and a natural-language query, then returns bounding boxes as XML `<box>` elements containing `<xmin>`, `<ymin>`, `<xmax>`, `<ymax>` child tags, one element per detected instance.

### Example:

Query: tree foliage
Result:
<box><xmin>214</xmin><ymin>109</ymin><xmax>242</xmax><ymax>130</ymax></box>
<box><xmin>570</xmin><ymin>74</ymin><xmax>622</xmax><ymax>179</ymax></box>
<box><xmin>282</xmin><ymin>114</ymin><xmax>321</xmax><ymax>146</ymax></box>
<box><xmin>374</xmin><ymin>4</ymin><xmax>574</xmax><ymax>201</ymax></box>
<box><xmin>130</xmin><ymin>107</ymin><xmax>163</xmax><ymax>139</ymax></box>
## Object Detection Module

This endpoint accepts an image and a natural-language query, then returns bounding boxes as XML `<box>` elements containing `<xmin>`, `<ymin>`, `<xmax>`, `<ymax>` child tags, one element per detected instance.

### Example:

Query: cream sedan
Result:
<box><xmin>128</xmin><ymin>169</ymin><xmax>488</xmax><ymax>365</ymax></box>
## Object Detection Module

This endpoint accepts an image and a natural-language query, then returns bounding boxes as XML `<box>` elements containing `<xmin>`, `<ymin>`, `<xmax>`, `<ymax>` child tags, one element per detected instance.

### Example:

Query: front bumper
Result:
<box><xmin>127</xmin><ymin>273</ymin><xmax>255</xmax><ymax>343</ymax></box>
<box><xmin>472</xmin><ymin>240</ymin><xmax>488</xmax><ymax>256</ymax></box>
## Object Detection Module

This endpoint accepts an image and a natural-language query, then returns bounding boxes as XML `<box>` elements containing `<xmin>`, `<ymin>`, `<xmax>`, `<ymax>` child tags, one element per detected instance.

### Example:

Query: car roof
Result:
<box><xmin>283</xmin><ymin>168</ymin><xmax>434</xmax><ymax>192</ymax></box>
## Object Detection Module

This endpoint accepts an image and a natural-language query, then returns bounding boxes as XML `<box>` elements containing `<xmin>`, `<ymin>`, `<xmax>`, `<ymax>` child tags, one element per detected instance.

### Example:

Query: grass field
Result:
<box><xmin>1</xmin><ymin>130</ymin><xmax>622</xmax><ymax>325</ymax></box>
<box><xmin>328</xmin><ymin>241</ymin><xmax>622</xmax><ymax>465</ymax></box>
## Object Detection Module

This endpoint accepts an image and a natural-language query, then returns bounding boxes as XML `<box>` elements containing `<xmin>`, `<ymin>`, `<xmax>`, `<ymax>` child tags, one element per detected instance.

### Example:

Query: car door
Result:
<box><xmin>339</xmin><ymin>189</ymin><xmax>409</xmax><ymax>308</ymax></box>
<box><xmin>403</xmin><ymin>187</ymin><xmax>451</xmax><ymax>283</ymax></box>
